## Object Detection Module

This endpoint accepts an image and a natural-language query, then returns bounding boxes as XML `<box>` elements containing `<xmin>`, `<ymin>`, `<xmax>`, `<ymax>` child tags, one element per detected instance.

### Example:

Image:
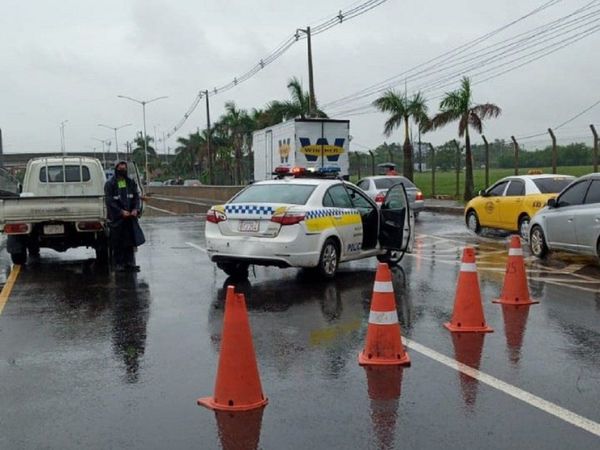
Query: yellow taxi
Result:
<box><xmin>464</xmin><ymin>174</ymin><xmax>575</xmax><ymax>238</ymax></box>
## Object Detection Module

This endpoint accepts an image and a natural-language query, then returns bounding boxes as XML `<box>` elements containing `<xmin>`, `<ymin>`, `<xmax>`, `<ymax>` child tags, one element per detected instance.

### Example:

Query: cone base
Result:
<box><xmin>197</xmin><ymin>396</ymin><xmax>268</xmax><ymax>412</ymax></box>
<box><xmin>492</xmin><ymin>298</ymin><xmax>539</xmax><ymax>306</ymax></box>
<box><xmin>358</xmin><ymin>351</ymin><xmax>411</xmax><ymax>367</ymax></box>
<box><xmin>444</xmin><ymin>322</ymin><xmax>494</xmax><ymax>333</ymax></box>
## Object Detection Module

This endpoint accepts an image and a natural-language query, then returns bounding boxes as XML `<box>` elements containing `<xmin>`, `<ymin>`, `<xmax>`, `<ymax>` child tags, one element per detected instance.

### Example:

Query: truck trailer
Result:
<box><xmin>252</xmin><ymin>118</ymin><xmax>350</xmax><ymax>181</ymax></box>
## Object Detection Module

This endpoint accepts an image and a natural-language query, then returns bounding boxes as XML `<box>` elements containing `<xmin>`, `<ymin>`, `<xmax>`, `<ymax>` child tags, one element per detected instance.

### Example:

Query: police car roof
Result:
<box><xmin>501</xmin><ymin>174</ymin><xmax>575</xmax><ymax>181</ymax></box>
<box><xmin>253</xmin><ymin>178</ymin><xmax>343</xmax><ymax>186</ymax></box>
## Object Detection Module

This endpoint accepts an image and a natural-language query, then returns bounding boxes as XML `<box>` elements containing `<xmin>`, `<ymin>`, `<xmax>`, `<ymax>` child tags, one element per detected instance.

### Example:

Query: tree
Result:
<box><xmin>266</xmin><ymin>77</ymin><xmax>327</xmax><ymax>123</ymax></box>
<box><xmin>131</xmin><ymin>134</ymin><xmax>159</xmax><ymax>177</ymax></box>
<box><xmin>217</xmin><ymin>101</ymin><xmax>256</xmax><ymax>184</ymax></box>
<box><xmin>430</xmin><ymin>77</ymin><xmax>501</xmax><ymax>200</ymax></box>
<box><xmin>372</xmin><ymin>90</ymin><xmax>429</xmax><ymax>181</ymax></box>
<box><xmin>174</xmin><ymin>131</ymin><xmax>206</xmax><ymax>177</ymax></box>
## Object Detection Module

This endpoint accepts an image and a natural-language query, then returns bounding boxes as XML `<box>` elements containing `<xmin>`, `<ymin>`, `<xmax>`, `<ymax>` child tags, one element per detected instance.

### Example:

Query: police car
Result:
<box><xmin>205</xmin><ymin>169</ymin><xmax>413</xmax><ymax>278</ymax></box>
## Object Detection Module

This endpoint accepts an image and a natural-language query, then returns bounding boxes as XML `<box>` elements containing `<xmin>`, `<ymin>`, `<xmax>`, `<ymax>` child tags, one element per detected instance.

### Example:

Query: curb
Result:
<box><xmin>423</xmin><ymin>205</ymin><xmax>464</xmax><ymax>216</ymax></box>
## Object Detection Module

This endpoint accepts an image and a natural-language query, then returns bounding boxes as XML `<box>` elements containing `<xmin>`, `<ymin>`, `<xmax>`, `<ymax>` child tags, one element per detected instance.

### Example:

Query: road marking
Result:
<box><xmin>186</xmin><ymin>242</ymin><xmax>207</xmax><ymax>253</ymax></box>
<box><xmin>0</xmin><ymin>265</ymin><xmax>21</xmax><ymax>316</ymax></box>
<box><xmin>146</xmin><ymin>205</ymin><xmax>178</xmax><ymax>215</ymax></box>
<box><xmin>403</xmin><ymin>337</ymin><xmax>600</xmax><ymax>438</ymax></box>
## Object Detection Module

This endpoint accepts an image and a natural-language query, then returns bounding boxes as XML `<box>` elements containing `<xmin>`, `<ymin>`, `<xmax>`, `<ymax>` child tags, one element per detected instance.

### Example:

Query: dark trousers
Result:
<box><xmin>114</xmin><ymin>244</ymin><xmax>135</xmax><ymax>266</ymax></box>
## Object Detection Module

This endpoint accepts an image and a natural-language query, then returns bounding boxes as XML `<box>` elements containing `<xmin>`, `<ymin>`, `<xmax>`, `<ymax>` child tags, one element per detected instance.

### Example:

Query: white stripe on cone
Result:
<box><xmin>368</xmin><ymin>310</ymin><xmax>398</xmax><ymax>325</ymax></box>
<box><xmin>461</xmin><ymin>263</ymin><xmax>477</xmax><ymax>272</ymax></box>
<box><xmin>373</xmin><ymin>281</ymin><xmax>394</xmax><ymax>293</ymax></box>
<box><xmin>509</xmin><ymin>248</ymin><xmax>523</xmax><ymax>256</ymax></box>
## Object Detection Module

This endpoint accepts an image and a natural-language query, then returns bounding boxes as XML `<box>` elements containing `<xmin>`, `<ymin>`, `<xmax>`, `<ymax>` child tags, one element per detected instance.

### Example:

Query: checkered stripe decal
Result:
<box><xmin>225</xmin><ymin>204</ymin><xmax>274</xmax><ymax>216</ymax></box>
<box><xmin>306</xmin><ymin>208</ymin><xmax>357</xmax><ymax>219</ymax></box>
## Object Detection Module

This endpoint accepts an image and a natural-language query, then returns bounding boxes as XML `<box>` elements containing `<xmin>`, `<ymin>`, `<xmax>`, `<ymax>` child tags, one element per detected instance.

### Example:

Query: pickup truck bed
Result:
<box><xmin>0</xmin><ymin>195</ymin><xmax>106</xmax><ymax>223</ymax></box>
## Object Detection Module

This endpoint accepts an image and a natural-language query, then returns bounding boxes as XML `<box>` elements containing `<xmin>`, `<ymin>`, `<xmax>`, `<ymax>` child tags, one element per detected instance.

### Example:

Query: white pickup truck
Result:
<box><xmin>0</xmin><ymin>156</ymin><xmax>111</xmax><ymax>265</ymax></box>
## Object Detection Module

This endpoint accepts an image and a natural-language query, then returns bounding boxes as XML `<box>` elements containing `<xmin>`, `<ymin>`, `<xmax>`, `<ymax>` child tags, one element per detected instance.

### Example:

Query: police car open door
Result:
<box><xmin>378</xmin><ymin>183</ymin><xmax>412</xmax><ymax>252</ymax></box>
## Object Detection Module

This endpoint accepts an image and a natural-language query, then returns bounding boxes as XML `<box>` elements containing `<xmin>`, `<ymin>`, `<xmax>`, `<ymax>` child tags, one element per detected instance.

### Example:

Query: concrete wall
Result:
<box><xmin>147</xmin><ymin>185</ymin><xmax>244</xmax><ymax>202</ymax></box>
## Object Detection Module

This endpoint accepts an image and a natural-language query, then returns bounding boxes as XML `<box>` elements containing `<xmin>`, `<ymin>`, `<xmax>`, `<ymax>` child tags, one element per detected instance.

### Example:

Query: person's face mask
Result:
<box><xmin>116</xmin><ymin>168</ymin><xmax>127</xmax><ymax>178</ymax></box>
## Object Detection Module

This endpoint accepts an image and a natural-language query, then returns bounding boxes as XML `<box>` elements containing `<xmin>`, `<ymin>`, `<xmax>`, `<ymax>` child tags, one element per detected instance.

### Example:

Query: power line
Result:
<box><xmin>161</xmin><ymin>0</ymin><xmax>389</xmax><ymax>142</ymax></box>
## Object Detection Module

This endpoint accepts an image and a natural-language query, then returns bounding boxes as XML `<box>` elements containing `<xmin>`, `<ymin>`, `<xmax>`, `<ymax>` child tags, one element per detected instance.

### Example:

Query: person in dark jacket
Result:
<box><xmin>104</xmin><ymin>161</ymin><xmax>145</xmax><ymax>272</ymax></box>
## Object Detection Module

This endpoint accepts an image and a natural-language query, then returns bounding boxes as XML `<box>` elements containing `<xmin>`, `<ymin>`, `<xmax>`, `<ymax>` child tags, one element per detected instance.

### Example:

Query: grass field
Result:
<box><xmin>409</xmin><ymin>165</ymin><xmax>595</xmax><ymax>199</ymax></box>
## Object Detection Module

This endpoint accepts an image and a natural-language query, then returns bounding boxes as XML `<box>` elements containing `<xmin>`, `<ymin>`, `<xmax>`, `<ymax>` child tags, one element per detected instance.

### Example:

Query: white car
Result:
<box><xmin>205</xmin><ymin>177</ymin><xmax>413</xmax><ymax>278</ymax></box>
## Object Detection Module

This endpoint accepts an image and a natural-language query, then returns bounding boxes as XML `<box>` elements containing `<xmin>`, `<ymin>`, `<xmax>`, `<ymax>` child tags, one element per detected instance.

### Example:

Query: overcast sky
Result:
<box><xmin>1</xmin><ymin>0</ymin><xmax>599</xmax><ymax>155</ymax></box>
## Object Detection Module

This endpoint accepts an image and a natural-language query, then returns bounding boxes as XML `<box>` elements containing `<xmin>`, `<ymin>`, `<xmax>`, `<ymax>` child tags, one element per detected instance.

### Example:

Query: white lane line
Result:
<box><xmin>403</xmin><ymin>337</ymin><xmax>600</xmax><ymax>438</ymax></box>
<box><xmin>186</xmin><ymin>242</ymin><xmax>207</xmax><ymax>252</ymax></box>
<box><xmin>146</xmin><ymin>205</ymin><xmax>178</xmax><ymax>215</ymax></box>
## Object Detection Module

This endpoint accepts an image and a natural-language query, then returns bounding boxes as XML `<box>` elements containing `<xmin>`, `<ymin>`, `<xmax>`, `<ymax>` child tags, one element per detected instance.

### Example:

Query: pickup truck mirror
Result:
<box><xmin>547</xmin><ymin>198</ymin><xmax>557</xmax><ymax>208</ymax></box>
<box><xmin>18</xmin><ymin>183</ymin><xmax>23</xmax><ymax>194</ymax></box>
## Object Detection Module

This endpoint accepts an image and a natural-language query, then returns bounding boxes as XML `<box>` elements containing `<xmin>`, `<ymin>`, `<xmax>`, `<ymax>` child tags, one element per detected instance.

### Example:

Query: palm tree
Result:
<box><xmin>372</xmin><ymin>90</ymin><xmax>429</xmax><ymax>181</ymax></box>
<box><xmin>131</xmin><ymin>134</ymin><xmax>159</xmax><ymax>177</ymax></box>
<box><xmin>430</xmin><ymin>77</ymin><xmax>501</xmax><ymax>201</ymax></box>
<box><xmin>266</xmin><ymin>77</ymin><xmax>327</xmax><ymax>123</ymax></box>
<box><xmin>174</xmin><ymin>131</ymin><xmax>206</xmax><ymax>177</ymax></box>
<box><xmin>218</xmin><ymin>101</ymin><xmax>256</xmax><ymax>184</ymax></box>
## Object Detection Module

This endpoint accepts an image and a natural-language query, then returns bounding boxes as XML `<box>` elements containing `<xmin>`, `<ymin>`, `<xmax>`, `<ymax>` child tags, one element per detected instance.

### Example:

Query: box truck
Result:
<box><xmin>252</xmin><ymin>118</ymin><xmax>350</xmax><ymax>181</ymax></box>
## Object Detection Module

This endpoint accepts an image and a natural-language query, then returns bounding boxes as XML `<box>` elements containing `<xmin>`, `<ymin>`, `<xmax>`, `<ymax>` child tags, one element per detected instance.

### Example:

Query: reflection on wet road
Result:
<box><xmin>1</xmin><ymin>213</ymin><xmax>599</xmax><ymax>449</ymax></box>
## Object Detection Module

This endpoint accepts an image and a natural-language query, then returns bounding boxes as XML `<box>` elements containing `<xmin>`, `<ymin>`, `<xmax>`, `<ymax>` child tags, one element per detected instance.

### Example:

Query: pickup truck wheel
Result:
<box><xmin>10</xmin><ymin>252</ymin><xmax>27</xmax><ymax>265</ymax></box>
<box><xmin>95</xmin><ymin>238</ymin><xmax>110</xmax><ymax>265</ymax></box>
<box><xmin>217</xmin><ymin>262</ymin><xmax>249</xmax><ymax>278</ymax></box>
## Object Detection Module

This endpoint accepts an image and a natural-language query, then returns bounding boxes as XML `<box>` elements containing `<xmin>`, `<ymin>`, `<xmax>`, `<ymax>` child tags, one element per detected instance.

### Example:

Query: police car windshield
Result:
<box><xmin>231</xmin><ymin>184</ymin><xmax>316</xmax><ymax>205</ymax></box>
<box><xmin>533</xmin><ymin>177</ymin><xmax>574</xmax><ymax>193</ymax></box>
<box><xmin>375</xmin><ymin>177</ymin><xmax>415</xmax><ymax>189</ymax></box>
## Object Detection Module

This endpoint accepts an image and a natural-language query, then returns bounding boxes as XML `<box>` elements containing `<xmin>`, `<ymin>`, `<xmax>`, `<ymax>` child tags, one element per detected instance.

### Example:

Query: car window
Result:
<box><xmin>557</xmin><ymin>180</ymin><xmax>589</xmax><ymax>207</ymax></box>
<box><xmin>231</xmin><ymin>184</ymin><xmax>316</xmax><ymax>205</ymax></box>
<box><xmin>505</xmin><ymin>180</ymin><xmax>525</xmax><ymax>196</ymax></box>
<box><xmin>374</xmin><ymin>177</ymin><xmax>415</xmax><ymax>189</ymax></box>
<box><xmin>584</xmin><ymin>180</ymin><xmax>600</xmax><ymax>204</ymax></box>
<box><xmin>357</xmin><ymin>180</ymin><xmax>370</xmax><ymax>190</ymax></box>
<box><xmin>487</xmin><ymin>181</ymin><xmax>509</xmax><ymax>196</ymax></box>
<box><xmin>347</xmin><ymin>186</ymin><xmax>375</xmax><ymax>212</ymax></box>
<box><xmin>533</xmin><ymin>177</ymin><xmax>574</xmax><ymax>194</ymax></box>
<box><xmin>323</xmin><ymin>184</ymin><xmax>353</xmax><ymax>208</ymax></box>
<box><xmin>40</xmin><ymin>165</ymin><xmax>91</xmax><ymax>183</ymax></box>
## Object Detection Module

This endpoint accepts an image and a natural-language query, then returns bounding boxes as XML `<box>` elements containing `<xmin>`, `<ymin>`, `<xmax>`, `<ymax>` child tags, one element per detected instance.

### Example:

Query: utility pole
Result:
<box><xmin>204</xmin><ymin>90</ymin><xmax>213</xmax><ymax>184</ymax></box>
<box><xmin>591</xmin><ymin>124</ymin><xmax>598</xmax><ymax>173</ymax></box>
<box><xmin>428</xmin><ymin>143</ymin><xmax>436</xmax><ymax>197</ymax></box>
<box><xmin>548</xmin><ymin>128</ymin><xmax>557</xmax><ymax>174</ymax></box>
<box><xmin>368</xmin><ymin>150</ymin><xmax>375</xmax><ymax>176</ymax></box>
<box><xmin>297</xmin><ymin>27</ymin><xmax>316</xmax><ymax>117</ymax></box>
<box><xmin>0</xmin><ymin>128</ymin><xmax>4</xmax><ymax>169</ymax></box>
<box><xmin>482</xmin><ymin>135</ymin><xmax>490</xmax><ymax>187</ymax></box>
<box><xmin>511</xmin><ymin>135</ymin><xmax>519</xmax><ymax>176</ymax></box>
<box><xmin>418</xmin><ymin>129</ymin><xmax>422</xmax><ymax>172</ymax></box>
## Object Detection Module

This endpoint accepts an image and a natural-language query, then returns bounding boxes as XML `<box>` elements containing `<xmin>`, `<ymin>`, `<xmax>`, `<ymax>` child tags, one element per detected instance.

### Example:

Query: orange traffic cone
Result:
<box><xmin>198</xmin><ymin>286</ymin><xmax>268</xmax><ymax>411</ymax></box>
<box><xmin>493</xmin><ymin>235</ymin><xmax>539</xmax><ymax>306</ymax></box>
<box><xmin>444</xmin><ymin>248</ymin><xmax>493</xmax><ymax>333</ymax></box>
<box><xmin>359</xmin><ymin>263</ymin><xmax>410</xmax><ymax>366</ymax></box>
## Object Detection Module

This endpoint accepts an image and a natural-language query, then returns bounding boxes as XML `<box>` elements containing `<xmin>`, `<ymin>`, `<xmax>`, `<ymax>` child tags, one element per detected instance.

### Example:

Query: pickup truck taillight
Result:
<box><xmin>206</xmin><ymin>209</ymin><xmax>227</xmax><ymax>224</ymax></box>
<box><xmin>4</xmin><ymin>223</ymin><xmax>30</xmax><ymax>234</ymax></box>
<box><xmin>76</xmin><ymin>221</ymin><xmax>104</xmax><ymax>231</ymax></box>
<box><xmin>271</xmin><ymin>211</ymin><xmax>305</xmax><ymax>226</ymax></box>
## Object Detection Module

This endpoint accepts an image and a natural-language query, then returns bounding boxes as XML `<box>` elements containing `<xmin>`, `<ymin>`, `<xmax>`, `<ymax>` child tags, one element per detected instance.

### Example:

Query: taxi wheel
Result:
<box><xmin>317</xmin><ymin>238</ymin><xmax>339</xmax><ymax>279</ymax></box>
<box><xmin>218</xmin><ymin>262</ymin><xmax>249</xmax><ymax>278</ymax></box>
<box><xmin>529</xmin><ymin>225</ymin><xmax>548</xmax><ymax>258</ymax></box>
<box><xmin>466</xmin><ymin>210</ymin><xmax>481</xmax><ymax>234</ymax></box>
<box><xmin>518</xmin><ymin>215</ymin><xmax>530</xmax><ymax>241</ymax></box>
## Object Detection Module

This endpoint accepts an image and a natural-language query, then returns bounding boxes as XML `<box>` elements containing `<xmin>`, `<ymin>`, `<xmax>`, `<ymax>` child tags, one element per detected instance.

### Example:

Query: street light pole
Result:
<box><xmin>92</xmin><ymin>137</ymin><xmax>109</xmax><ymax>168</ymax></box>
<box><xmin>98</xmin><ymin>123</ymin><xmax>132</xmax><ymax>161</ymax></box>
<box><xmin>60</xmin><ymin>120</ymin><xmax>68</xmax><ymax>155</ymax></box>
<box><xmin>118</xmin><ymin>95</ymin><xmax>167</xmax><ymax>182</ymax></box>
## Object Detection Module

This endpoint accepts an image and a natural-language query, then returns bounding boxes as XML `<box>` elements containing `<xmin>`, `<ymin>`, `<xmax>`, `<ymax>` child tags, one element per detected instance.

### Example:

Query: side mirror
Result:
<box><xmin>547</xmin><ymin>198</ymin><xmax>557</xmax><ymax>208</ymax></box>
<box><xmin>478</xmin><ymin>190</ymin><xmax>487</xmax><ymax>197</ymax></box>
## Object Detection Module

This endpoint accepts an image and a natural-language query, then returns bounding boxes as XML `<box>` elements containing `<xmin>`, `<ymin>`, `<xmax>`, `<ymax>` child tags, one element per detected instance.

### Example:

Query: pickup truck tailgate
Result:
<box><xmin>0</xmin><ymin>196</ymin><xmax>106</xmax><ymax>223</ymax></box>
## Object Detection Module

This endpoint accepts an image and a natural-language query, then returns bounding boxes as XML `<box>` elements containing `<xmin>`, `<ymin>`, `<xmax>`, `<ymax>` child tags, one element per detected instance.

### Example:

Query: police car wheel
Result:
<box><xmin>317</xmin><ymin>238</ymin><xmax>339</xmax><ymax>278</ymax></box>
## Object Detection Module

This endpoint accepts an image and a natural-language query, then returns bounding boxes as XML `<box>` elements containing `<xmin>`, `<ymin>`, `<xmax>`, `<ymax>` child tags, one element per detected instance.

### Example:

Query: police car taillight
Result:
<box><xmin>416</xmin><ymin>191</ymin><xmax>424</xmax><ymax>201</ymax></box>
<box><xmin>270</xmin><ymin>211</ymin><xmax>305</xmax><ymax>226</ymax></box>
<box><xmin>375</xmin><ymin>192</ymin><xmax>386</xmax><ymax>204</ymax></box>
<box><xmin>206</xmin><ymin>209</ymin><xmax>227</xmax><ymax>224</ymax></box>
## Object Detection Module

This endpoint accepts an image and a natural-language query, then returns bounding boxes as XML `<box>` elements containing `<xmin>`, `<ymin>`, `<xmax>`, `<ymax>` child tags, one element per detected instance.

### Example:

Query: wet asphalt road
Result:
<box><xmin>1</xmin><ymin>212</ymin><xmax>599</xmax><ymax>449</ymax></box>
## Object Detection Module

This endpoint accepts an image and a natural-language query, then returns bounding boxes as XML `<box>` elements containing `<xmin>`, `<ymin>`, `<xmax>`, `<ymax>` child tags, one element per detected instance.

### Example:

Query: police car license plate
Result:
<box><xmin>44</xmin><ymin>224</ymin><xmax>64</xmax><ymax>235</ymax></box>
<box><xmin>239</xmin><ymin>220</ymin><xmax>259</xmax><ymax>232</ymax></box>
